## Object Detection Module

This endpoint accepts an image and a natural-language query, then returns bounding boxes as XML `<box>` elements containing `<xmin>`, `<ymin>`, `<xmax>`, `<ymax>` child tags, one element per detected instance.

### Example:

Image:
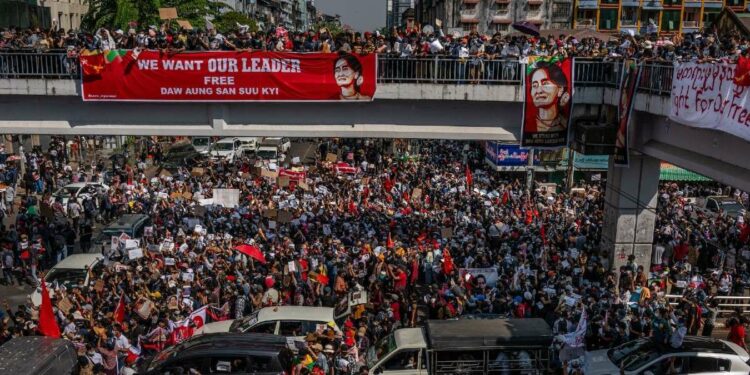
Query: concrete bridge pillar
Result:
<box><xmin>601</xmin><ymin>153</ymin><xmax>660</xmax><ymax>276</ymax></box>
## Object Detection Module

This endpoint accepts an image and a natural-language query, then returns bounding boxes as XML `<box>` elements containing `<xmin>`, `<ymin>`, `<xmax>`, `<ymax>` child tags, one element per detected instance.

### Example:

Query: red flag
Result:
<box><xmin>113</xmin><ymin>292</ymin><xmax>126</xmax><ymax>324</ymax></box>
<box><xmin>541</xmin><ymin>224</ymin><xmax>548</xmax><ymax>245</ymax></box>
<box><xmin>316</xmin><ymin>273</ymin><xmax>330</xmax><ymax>285</ymax></box>
<box><xmin>525</xmin><ymin>210</ymin><xmax>534</xmax><ymax>225</ymax></box>
<box><xmin>234</xmin><ymin>244</ymin><xmax>267</xmax><ymax>264</ymax></box>
<box><xmin>465</xmin><ymin>165</ymin><xmax>472</xmax><ymax>187</ymax></box>
<box><xmin>735</xmin><ymin>55</ymin><xmax>750</xmax><ymax>87</ymax></box>
<box><xmin>384</xmin><ymin>176</ymin><xmax>394</xmax><ymax>193</ymax></box>
<box><xmin>38</xmin><ymin>282</ymin><xmax>60</xmax><ymax>338</ymax></box>
<box><xmin>387</xmin><ymin>232</ymin><xmax>395</xmax><ymax>249</ymax></box>
<box><xmin>442</xmin><ymin>248</ymin><xmax>454</xmax><ymax>275</ymax></box>
<box><xmin>502</xmin><ymin>190</ymin><xmax>509</xmax><ymax>205</ymax></box>
<box><xmin>348</xmin><ymin>199</ymin><xmax>358</xmax><ymax>215</ymax></box>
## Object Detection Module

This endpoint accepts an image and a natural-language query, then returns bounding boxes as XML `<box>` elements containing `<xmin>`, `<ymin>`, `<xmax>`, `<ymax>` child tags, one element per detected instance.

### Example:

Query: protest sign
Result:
<box><xmin>158</xmin><ymin>7</ymin><xmax>178</xmax><ymax>20</ymax></box>
<box><xmin>263</xmin><ymin>209</ymin><xmax>278</xmax><ymax>218</ymax></box>
<box><xmin>326</xmin><ymin>153</ymin><xmax>337</xmax><ymax>162</ymax></box>
<box><xmin>614</xmin><ymin>59</ymin><xmax>642</xmax><ymax>166</ymax></box>
<box><xmin>521</xmin><ymin>56</ymin><xmax>573</xmax><ymax>148</ymax></box>
<box><xmin>212</xmin><ymin>189</ymin><xmax>240</xmax><ymax>207</ymax></box>
<box><xmin>277</xmin><ymin>210</ymin><xmax>293</xmax><ymax>223</ymax></box>
<box><xmin>81</xmin><ymin>51</ymin><xmax>377</xmax><ymax>102</ymax></box>
<box><xmin>670</xmin><ymin>61</ymin><xmax>750</xmax><ymax>143</ymax></box>
<box><xmin>458</xmin><ymin>268</ymin><xmax>499</xmax><ymax>287</ymax></box>
<box><xmin>128</xmin><ymin>248</ymin><xmax>144</xmax><ymax>260</ymax></box>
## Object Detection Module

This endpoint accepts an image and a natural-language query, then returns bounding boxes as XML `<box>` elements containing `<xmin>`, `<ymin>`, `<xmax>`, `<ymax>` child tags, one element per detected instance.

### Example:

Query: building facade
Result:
<box><xmin>46</xmin><ymin>0</ymin><xmax>87</xmax><ymax>30</ymax></box>
<box><xmin>247</xmin><ymin>0</ymin><xmax>315</xmax><ymax>31</ymax></box>
<box><xmin>387</xmin><ymin>0</ymin><xmax>417</xmax><ymax>29</ymax></box>
<box><xmin>573</xmin><ymin>0</ymin><xmax>750</xmax><ymax>35</ymax></box>
<box><xmin>415</xmin><ymin>0</ymin><xmax>573</xmax><ymax>35</ymax></box>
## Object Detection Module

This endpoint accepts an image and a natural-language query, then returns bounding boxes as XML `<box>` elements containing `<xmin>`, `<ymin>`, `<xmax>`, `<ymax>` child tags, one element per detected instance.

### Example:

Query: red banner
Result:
<box><xmin>80</xmin><ymin>50</ymin><xmax>377</xmax><ymax>102</ymax></box>
<box><xmin>521</xmin><ymin>56</ymin><xmax>573</xmax><ymax>148</ymax></box>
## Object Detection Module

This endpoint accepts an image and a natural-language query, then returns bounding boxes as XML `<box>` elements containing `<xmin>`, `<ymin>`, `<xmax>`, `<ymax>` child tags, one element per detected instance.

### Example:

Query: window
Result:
<box><xmin>464</xmin><ymin>3</ymin><xmax>477</xmax><ymax>11</ymax></box>
<box><xmin>279</xmin><ymin>321</ymin><xmax>304</xmax><ymax>336</ymax></box>
<box><xmin>552</xmin><ymin>3</ymin><xmax>571</xmax><ymax>18</ymax></box>
<box><xmin>497</xmin><ymin>3</ymin><xmax>509</xmax><ymax>12</ymax></box>
<box><xmin>494</xmin><ymin>24</ymin><xmax>509</xmax><ymax>32</ymax></box>
<box><xmin>621</xmin><ymin>8</ymin><xmax>638</xmax><ymax>26</ymax></box>
<box><xmin>661</xmin><ymin>10</ymin><xmax>680</xmax><ymax>31</ymax></box>
<box><xmin>688</xmin><ymin>357</ymin><xmax>731</xmax><ymax>373</ymax></box>
<box><xmin>462</xmin><ymin>24</ymin><xmax>472</xmax><ymax>32</ymax></box>
<box><xmin>247</xmin><ymin>321</ymin><xmax>276</xmax><ymax>334</ymax></box>
<box><xmin>599</xmin><ymin>9</ymin><xmax>618</xmax><ymax>30</ymax></box>
<box><xmin>384</xmin><ymin>349</ymin><xmax>423</xmax><ymax>370</ymax></box>
<box><xmin>210</xmin><ymin>356</ymin><xmax>249</xmax><ymax>373</ymax></box>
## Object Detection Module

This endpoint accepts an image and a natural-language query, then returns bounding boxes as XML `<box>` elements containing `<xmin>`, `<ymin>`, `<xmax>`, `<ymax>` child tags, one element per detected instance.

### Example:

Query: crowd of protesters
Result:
<box><xmin>1</xmin><ymin>22</ymin><xmax>749</xmax><ymax>79</ymax></box>
<box><xmin>0</xmin><ymin>136</ymin><xmax>747</xmax><ymax>374</ymax></box>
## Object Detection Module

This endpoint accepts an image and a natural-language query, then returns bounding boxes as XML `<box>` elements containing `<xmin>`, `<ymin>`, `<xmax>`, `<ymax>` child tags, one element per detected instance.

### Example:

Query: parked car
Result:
<box><xmin>584</xmin><ymin>336</ymin><xmax>750</xmax><ymax>375</ymax></box>
<box><xmin>29</xmin><ymin>253</ymin><xmax>104</xmax><ymax>306</ymax></box>
<box><xmin>52</xmin><ymin>182</ymin><xmax>108</xmax><ymax>214</ymax></box>
<box><xmin>261</xmin><ymin>137</ymin><xmax>291</xmax><ymax>153</ymax></box>
<box><xmin>0</xmin><ymin>336</ymin><xmax>78</xmax><ymax>375</ymax></box>
<box><xmin>138</xmin><ymin>333</ymin><xmax>295</xmax><ymax>375</ymax></box>
<box><xmin>195</xmin><ymin>306</ymin><xmax>345</xmax><ymax>340</ymax></box>
<box><xmin>208</xmin><ymin>137</ymin><xmax>260</xmax><ymax>162</ymax></box>
<box><xmin>191</xmin><ymin>137</ymin><xmax>212</xmax><ymax>154</ymax></box>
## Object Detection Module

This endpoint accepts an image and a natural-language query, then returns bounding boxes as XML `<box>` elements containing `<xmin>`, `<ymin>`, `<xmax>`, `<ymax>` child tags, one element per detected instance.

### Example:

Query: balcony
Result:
<box><xmin>464</xmin><ymin>0</ymin><xmax>480</xmax><ymax>3</ymax></box>
<box><xmin>527</xmin><ymin>9</ymin><xmax>543</xmax><ymax>19</ymax></box>
<box><xmin>642</xmin><ymin>0</ymin><xmax>663</xmax><ymax>8</ymax></box>
<box><xmin>528</xmin><ymin>0</ymin><xmax>544</xmax><ymax>4</ymax></box>
<box><xmin>702</xmin><ymin>0</ymin><xmax>723</xmax><ymax>8</ymax></box>
<box><xmin>495</xmin><ymin>0</ymin><xmax>510</xmax><ymax>3</ymax></box>
<box><xmin>461</xmin><ymin>15</ymin><xmax>480</xmax><ymax>23</ymax></box>
<box><xmin>682</xmin><ymin>20</ymin><xmax>699</xmax><ymax>28</ymax></box>
<box><xmin>493</xmin><ymin>11</ymin><xmax>512</xmax><ymax>23</ymax></box>
<box><xmin>620</xmin><ymin>19</ymin><xmax>638</xmax><ymax>27</ymax></box>
<box><xmin>575</xmin><ymin>18</ymin><xmax>597</xmax><ymax>29</ymax></box>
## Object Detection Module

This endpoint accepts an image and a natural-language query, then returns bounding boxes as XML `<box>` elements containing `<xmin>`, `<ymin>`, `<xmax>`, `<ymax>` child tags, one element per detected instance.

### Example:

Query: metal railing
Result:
<box><xmin>377</xmin><ymin>56</ymin><xmax>522</xmax><ymax>84</ymax></box>
<box><xmin>666</xmin><ymin>294</ymin><xmax>750</xmax><ymax>322</ymax></box>
<box><xmin>0</xmin><ymin>50</ymin><xmax>677</xmax><ymax>97</ymax></box>
<box><xmin>0</xmin><ymin>49</ymin><xmax>80</xmax><ymax>79</ymax></box>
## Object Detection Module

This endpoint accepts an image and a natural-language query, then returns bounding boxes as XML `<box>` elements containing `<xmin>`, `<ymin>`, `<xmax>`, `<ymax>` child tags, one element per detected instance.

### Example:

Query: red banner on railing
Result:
<box><xmin>80</xmin><ymin>50</ymin><xmax>377</xmax><ymax>102</ymax></box>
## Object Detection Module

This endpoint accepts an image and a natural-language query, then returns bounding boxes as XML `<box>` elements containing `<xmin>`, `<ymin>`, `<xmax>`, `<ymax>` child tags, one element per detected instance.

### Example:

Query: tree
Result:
<box><xmin>313</xmin><ymin>20</ymin><xmax>342</xmax><ymax>36</ymax></box>
<box><xmin>82</xmin><ymin>0</ymin><xmax>138</xmax><ymax>30</ymax></box>
<box><xmin>212</xmin><ymin>11</ymin><xmax>258</xmax><ymax>34</ymax></box>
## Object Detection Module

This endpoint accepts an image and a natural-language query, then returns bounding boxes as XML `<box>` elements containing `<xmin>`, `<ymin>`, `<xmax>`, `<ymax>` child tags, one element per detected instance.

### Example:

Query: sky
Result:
<box><xmin>314</xmin><ymin>0</ymin><xmax>386</xmax><ymax>31</ymax></box>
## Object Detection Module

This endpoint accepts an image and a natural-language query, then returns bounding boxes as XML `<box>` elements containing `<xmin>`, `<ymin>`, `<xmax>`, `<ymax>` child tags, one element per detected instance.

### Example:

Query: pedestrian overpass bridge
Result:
<box><xmin>2</xmin><ymin>55</ymin><xmax>750</xmax><ymax>273</ymax></box>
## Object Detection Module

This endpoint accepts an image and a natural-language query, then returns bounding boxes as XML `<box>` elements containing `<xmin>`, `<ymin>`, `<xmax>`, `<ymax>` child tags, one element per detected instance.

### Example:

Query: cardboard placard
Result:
<box><xmin>182</xmin><ymin>191</ymin><xmax>193</xmax><ymax>200</ymax></box>
<box><xmin>299</xmin><ymin>182</ymin><xmax>310</xmax><ymax>191</ymax></box>
<box><xmin>176</xmin><ymin>20</ymin><xmax>193</xmax><ymax>30</ymax></box>
<box><xmin>251</xmin><ymin>166</ymin><xmax>262</xmax><ymax>176</ymax></box>
<box><xmin>191</xmin><ymin>167</ymin><xmax>204</xmax><ymax>177</ymax></box>
<box><xmin>326</xmin><ymin>153</ymin><xmax>337</xmax><ymax>163</ymax></box>
<box><xmin>263</xmin><ymin>209</ymin><xmax>278</xmax><ymax>218</ymax></box>
<box><xmin>412</xmin><ymin>188</ymin><xmax>423</xmax><ymax>201</ymax></box>
<box><xmin>158</xmin><ymin>7</ymin><xmax>178</xmax><ymax>20</ymax></box>
<box><xmin>159</xmin><ymin>169</ymin><xmax>172</xmax><ymax>177</ymax></box>
<box><xmin>261</xmin><ymin>169</ymin><xmax>279</xmax><ymax>179</ymax></box>
<box><xmin>278</xmin><ymin>176</ymin><xmax>290</xmax><ymax>187</ymax></box>
<box><xmin>440</xmin><ymin>227</ymin><xmax>453</xmax><ymax>239</ymax></box>
<box><xmin>277</xmin><ymin>210</ymin><xmax>293</xmax><ymax>223</ymax></box>
<box><xmin>57</xmin><ymin>297</ymin><xmax>74</xmax><ymax>314</ymax></box>
<box><xmin>93</xmin><ymin>279</ymin><xmax>105</xmax><ymax>293</ymax></box>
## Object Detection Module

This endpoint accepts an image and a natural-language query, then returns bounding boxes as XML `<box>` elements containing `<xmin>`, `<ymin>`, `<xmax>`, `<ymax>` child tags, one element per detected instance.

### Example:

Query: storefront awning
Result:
<box><xmin>660</xmin><ymin>162</ymin><xmax>711</xmax><ymax>182</ymax></box>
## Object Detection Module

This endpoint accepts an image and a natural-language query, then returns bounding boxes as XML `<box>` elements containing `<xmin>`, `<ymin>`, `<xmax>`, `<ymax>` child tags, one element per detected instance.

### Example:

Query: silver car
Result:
<box><xmin>585</xmin><ymin>337</ymin><xmax>750</xmax><ymax>375</ymax></box>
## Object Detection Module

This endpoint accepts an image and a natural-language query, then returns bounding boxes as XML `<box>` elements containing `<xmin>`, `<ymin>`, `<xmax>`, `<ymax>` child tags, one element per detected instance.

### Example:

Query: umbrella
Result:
<box><xmin>234</xmin><ymin>244</ymin><xmax>266</xmax><ymax>264</ymax></box>
<box><xmin>512</xmin><ymin>21</ymin><xmax>540</xmax><ymax>37</ymax></box>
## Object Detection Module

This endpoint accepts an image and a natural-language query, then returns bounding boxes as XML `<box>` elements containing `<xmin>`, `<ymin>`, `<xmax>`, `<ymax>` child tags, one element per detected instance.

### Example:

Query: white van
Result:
<box><xmin>195</xmin><ymin>306</ymin><xmax>345</xmax><ymax>339</ymax></box>
<box><xmin>191</xmin><ymin>137</ymin><xmax>212</xmax><ymax>154</ymax></box>
<box><xmin>29</xmin><ymin>254</ymin><xmax>104</xmax><ymax>306</ymax></box>
<box><xmin>208</xmin><ymin>137</ymin><xmax>260</xmax><ymax>162</ymax></box>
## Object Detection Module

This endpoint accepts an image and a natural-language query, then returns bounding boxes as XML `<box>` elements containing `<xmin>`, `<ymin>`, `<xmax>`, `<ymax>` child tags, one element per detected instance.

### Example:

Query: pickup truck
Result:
<box><xmin>365</xmin><ymin>318</ymin><xmax>553</xmax><ymax>375</ymax></box>
<box><xmin>692</xmin><ymin>196</ymin><xmax>746</xmax><ymax>219</ymax></box>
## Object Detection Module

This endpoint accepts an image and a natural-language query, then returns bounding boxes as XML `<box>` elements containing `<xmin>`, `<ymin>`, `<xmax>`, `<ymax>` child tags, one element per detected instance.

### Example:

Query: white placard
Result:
<box><xmin>128</xmin><ymin>248</ymin><xmax>144</xmax><ymax>260</ymax></box>
<box><xmin>165</xmin><ymin>257</ymin><xmax>176</xmax><ymax>266</ymax></box>
<box><xmin>212</xmin><ymin>189</ymin><xmax>240</xmax><ymax>207</ymax></box>
<box><xmin>125</xmin><ymin>239</ymin><xmax>140</xmax><ymax>250</ymax></box>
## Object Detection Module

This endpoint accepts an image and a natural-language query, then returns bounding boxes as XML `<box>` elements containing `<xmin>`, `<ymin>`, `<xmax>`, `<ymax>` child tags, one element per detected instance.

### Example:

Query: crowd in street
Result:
<box><xmin>0</xmin><ymin>137</ymin><xmax>747</xmax><ymax>374</ymax></box>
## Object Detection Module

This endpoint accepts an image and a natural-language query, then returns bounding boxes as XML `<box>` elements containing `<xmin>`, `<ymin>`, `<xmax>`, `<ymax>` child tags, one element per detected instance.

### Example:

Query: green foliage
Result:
<box><xmin>313</xmin><ymin>20</ymin><xmax>342</xmax><ymax>36</ymax></box>
<box><xmin>83</xmin><ymin>0</ymin><xmax>227</xmax><ymax>31</ymax></box>
<box><xmin>212</xmin><ymin>11</ymin><xmax>258</xmax><ymax>34</ymax></box>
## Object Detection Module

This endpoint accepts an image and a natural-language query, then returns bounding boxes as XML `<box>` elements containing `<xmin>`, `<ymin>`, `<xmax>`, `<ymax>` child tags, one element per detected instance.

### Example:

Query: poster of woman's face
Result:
<box><xmin>522</xmin><ymin>57</ymin><xmax>573</xmax><ymax>148</ymax></box>
<box><xmin>333</xmin><ymin>52</ymin><xmax>371</xmax><ymax>101</ymax></box>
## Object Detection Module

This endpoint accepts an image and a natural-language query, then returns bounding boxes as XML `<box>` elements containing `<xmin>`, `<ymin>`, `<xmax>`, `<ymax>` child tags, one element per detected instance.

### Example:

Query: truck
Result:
<box><xmin>692</xmin><ymin>196</ymin><xmax>746</xmax><ymax>219</ymax></box>
<box><xmin>365</xmin><ymin>318</ymin><xmax>553</xmax><ymax>375</ymax></box>
<box><xmin>0</xmin><ymin>336</ymin><xmax>79</xmax><ymax>374</ymax></box>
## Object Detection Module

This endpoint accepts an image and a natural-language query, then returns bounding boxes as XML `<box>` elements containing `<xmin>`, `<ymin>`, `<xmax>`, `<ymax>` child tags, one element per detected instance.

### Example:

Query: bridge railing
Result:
<box><xmin>0</xmin><ymin>49</ymin><xmax>80</xmax><ymax>79</ymax></box>
<box><xmin>666</xmin><ymin>294</ymin><xmax>750</xmax><ymax>322</ymax></box>
<box><xmin>0</xmin><ymin>50</ymin><xmax>675</xmax><ymax>97</ymax></box>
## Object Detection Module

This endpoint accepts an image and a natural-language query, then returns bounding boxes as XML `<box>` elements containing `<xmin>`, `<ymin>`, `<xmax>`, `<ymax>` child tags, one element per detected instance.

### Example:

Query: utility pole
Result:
<box><xmin>526</xmin><ymin>148</ymin><xmax>534</xmax><ymax>192</ymax></box>
<box><xmin>566</xmin><ymin>147</ymin><xmax>575</xmax><ymax>191</ymax></box>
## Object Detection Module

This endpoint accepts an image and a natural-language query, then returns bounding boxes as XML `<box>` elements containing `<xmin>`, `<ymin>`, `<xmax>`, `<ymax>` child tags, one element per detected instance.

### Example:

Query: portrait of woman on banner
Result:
<box><xmin>527</xmin><ymin>60</ymin><xmax>571</xmax><ymax>132</ymax></box>
<box><xmin>333</xmin><ymin>52</ymin><xmax>371</xmax><ymax>101</ymax></box>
